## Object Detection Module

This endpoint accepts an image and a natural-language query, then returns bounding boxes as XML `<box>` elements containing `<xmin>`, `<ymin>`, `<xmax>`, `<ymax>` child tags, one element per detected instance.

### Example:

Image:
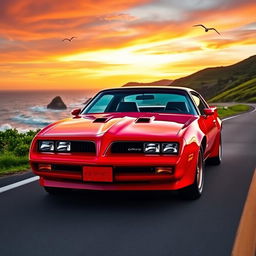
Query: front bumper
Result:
<box><xmin>30</xmin><ymin>149</ymin><xmax>199</xmax><ymax>191</ymax></box>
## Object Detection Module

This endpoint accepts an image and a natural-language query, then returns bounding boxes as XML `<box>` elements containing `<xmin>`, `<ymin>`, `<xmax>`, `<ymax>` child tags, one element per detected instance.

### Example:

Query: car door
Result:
<box><xmin>191</xmin><ymin>93</ymin><xmax>218</xmax><ymax>154</ymax></box>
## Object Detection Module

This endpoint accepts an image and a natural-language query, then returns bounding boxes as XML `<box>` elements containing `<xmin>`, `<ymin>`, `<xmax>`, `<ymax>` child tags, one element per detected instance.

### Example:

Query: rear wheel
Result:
<box><xmin>206</xmin><ymin>136</ymin><xmax>222</xmax><ymax>165</ymax></box>
<box><xmin>180</xmin><ymin>149</ymin><xmax>204</xmax><ymax>200</ymax></box>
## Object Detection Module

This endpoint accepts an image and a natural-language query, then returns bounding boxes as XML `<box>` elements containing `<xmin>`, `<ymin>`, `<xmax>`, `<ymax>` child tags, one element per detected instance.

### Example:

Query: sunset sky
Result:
<box><xmin>0</xmin><ymin>0</ymin><xmax>255</xmax><ymax>90</ymax></box>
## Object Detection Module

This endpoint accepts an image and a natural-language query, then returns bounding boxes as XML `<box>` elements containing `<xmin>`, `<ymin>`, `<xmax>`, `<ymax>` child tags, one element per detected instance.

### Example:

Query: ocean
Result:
<box><xmin>0</xmin><ymin>90</ymin><xmax>97</xmax><ymax>132</ymax></box>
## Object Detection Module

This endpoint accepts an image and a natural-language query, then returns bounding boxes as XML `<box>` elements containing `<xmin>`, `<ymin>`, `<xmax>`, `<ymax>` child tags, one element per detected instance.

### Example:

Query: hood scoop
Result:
<box><xmin>135</xmin><ymin>117</ymin><xmax>154</xmax><ymax>123</ymax></box>
<box><xmin>93</xmin><ymin>117</ymin><xmax>109</xmax><ymax>123</ymax></box>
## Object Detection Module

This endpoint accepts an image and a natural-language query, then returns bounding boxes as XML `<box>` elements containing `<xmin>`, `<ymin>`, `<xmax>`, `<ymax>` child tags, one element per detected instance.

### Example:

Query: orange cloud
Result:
<box><xmin>203</xmin><ymin>30</ymin><xmax>256</xmax><ymax>49</ymax></box>
<box><xmin>102</xmin><ymin>13</ymin><xmax>137</xmax><ymax>22</ymax></box>
<box><xmin>0</xmin><ymin>0</ymin><xmax>149</xmax><ymax>39</ymax></box>
<box><xmin>0</xmin><ymin>0</ymin><xmax>255</xmax><ymax>90</ymax></box>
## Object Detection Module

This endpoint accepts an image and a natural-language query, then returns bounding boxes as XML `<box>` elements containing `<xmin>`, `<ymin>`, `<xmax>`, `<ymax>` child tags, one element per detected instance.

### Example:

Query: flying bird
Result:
<box><xmin>62</xmin><ymin>37</ymin><xmax>77</xmax><ymax>42</ymax></box>
<box><xmin>193</xmin><ymin>24</ymin><xmax>221</xmax><ymax>35</ymax></box>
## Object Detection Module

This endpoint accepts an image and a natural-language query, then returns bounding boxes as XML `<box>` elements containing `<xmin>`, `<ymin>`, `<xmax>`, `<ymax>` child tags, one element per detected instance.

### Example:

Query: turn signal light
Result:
<box><xmin>155</xmin><ymin>167</ymin><xmax>174</xmax><ymax>174</ymax></box>
<box><xmin>38</xmin><ymin>164</ymin><xmax>52</xmax><ymax>171</ymax></box>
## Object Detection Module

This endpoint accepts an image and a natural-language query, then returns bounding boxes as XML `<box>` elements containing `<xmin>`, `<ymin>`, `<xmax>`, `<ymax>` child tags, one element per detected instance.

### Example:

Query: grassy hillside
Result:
<box><xmin>121</xmin><ymin>55</ymin><xmax>256</xmax><ymax>102</ymax></box>
<box><xmin>209</xmin><ymin>78</ymin><xmax>256</xmax><ymax>103</ymax></box>
<box><xmin>171</xmin><ymin>55</ymin><xmax>256</xmax><ymax>100</ymax></box>
<box><xmin>217</xmin><ymin>104</ymin><xmax>251</xmax><ymax>118</ymax></box>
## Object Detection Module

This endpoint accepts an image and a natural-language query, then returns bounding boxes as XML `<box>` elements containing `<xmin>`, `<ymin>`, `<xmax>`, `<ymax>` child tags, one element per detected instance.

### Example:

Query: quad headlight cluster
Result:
<box><xmin>143</xmin><ymin>142</ymin><xmax>179</xmax><ymax>154</ymax></box>
<box><xmin>38</xmin><ymin>141</ymin><xmax>71</xmax><ymax>152</ymax></box>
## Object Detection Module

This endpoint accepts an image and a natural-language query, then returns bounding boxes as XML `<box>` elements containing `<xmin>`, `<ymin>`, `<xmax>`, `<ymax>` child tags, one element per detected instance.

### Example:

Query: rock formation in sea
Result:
<box><xmin>47</xmin><ymin>96</ymin><xmax>67</xmax><ymax>110</ymax></box>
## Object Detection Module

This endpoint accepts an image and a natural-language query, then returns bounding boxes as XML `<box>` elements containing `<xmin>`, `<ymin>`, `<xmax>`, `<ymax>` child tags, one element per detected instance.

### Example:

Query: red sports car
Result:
<box><xmin>29</xmin><ymin>87</ymin><xmax>222</xmax><ymax>199</ymax></box>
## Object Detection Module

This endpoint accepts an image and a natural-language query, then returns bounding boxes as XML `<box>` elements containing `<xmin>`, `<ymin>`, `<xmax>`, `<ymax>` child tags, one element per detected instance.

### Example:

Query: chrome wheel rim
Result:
<box><xmin>196</xmin><ymin>152</ymin><xmax>203</xmax><ymax>193</ymax></box>
<box><xmin>219</xmin><ymin>143</ymin><xmax>222</xmax><ymax>161</ymax></box>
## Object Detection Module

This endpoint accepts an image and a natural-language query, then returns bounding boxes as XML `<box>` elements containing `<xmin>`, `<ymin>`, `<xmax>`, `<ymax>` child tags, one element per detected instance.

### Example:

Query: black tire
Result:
<box><xmin>44</xmin><ymin>186</ymin><xmax>67</xmax><ymax>195</ymax></box>
<box><xmin>206</xmin><ymin>136</ymin><xmax>222</xmax><ymax>165</ymax></box>
<box><xmin>180</xmin><ymin>149</ymin><xmax>204</xmax><ymax>200</ymax></box>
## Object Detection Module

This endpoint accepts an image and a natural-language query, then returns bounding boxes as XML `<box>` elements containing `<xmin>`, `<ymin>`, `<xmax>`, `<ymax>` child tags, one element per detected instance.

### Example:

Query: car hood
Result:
<box><xmin>40</xmin><ymin>113</ymin><xmax>197</xmax><ymax>139</ymax></box>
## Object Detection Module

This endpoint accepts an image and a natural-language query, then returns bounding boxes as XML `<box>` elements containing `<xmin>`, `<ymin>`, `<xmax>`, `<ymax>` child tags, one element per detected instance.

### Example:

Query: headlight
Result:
<box><xmin>39</xmin><ymin>141</ymin><xmax>54</xmax><ymax>152</ymax></box>
<box><xmin>162</xmin><ymin>143</ymin><xmax>179</xmax><ymax>154</ymax></box>
<box><xmin>56</xmin><ymin>141</ymin><xmax>71</xmax><ymax>152</ymax></box>
<box><xmin>144</xmin><ymin>143</ymin><xmax>160</xmax><ymax>153</ymax></box>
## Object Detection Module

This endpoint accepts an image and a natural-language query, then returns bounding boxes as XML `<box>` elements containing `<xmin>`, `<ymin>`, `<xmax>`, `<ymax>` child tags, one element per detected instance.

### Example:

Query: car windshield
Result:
<box><xmin>82</xmin><ymin>89</ymin><xmax>197</xmax><ymax>115</ymax></box>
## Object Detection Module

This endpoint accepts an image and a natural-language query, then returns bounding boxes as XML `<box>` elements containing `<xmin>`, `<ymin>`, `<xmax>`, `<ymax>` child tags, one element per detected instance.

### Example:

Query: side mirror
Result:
<box><xmin>71</xmin><ymin>108</ymin><xmax>81</xmax><ymax>117</ymax></box>
<box><xmin>203</xmin><ymin>107</ymin><xmax>215</xmax><ymax>116</ymax></box>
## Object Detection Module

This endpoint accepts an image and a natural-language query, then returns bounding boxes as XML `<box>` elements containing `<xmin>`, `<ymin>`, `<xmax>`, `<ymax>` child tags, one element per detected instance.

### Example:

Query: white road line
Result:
<box><xmin>223</xmin><ymin>115</ymin><xmax>244</xmax><ymax>121</ymax></box>
<box><xmin>222</xmin><ymin>106</ymin><xmax>256</xmax><ymax>122</ymax></box>
<box><xmin>0</xmin><ymin>176</ymin><xmax>39</xmax><ymax>194</ymax></box>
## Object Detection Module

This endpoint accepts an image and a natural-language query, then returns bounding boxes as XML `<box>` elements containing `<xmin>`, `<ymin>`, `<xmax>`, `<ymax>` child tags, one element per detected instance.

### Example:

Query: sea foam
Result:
<box><xmin>12</xmin><ymin>114</ymin><xmax>51</xmax><ymax>126</ymax></box>
<box><xmin>0</xmin><ymin>123</ymin><xmax>13</xmax><ymax>131</ymax></box>
<box><xmin>30</xmin><ymin>106</ymin><xmax>47</xmax><ymax>113</ymax></box>
<box><xmin>30</xmin><ymin>105</ymin><xmax>62</xmax><ymax>112</ymax></box>
<box><xmin>0</xmin><ymin>123</ymin><xmax>34</xmax><ymax>133</ymax></box>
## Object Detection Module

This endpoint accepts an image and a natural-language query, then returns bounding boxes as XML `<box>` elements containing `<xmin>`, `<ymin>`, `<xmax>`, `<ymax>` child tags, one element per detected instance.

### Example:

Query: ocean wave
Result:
<box><xmin>69</xmin><ymin>103</ymin><xmax>84</xmax><ymax>108</ymax></box>
<box><xmin>12</xmin><ymin>114</ymin><xmax>52</xmax><ymax>126</ymax></box>
<box><xmin>30</xmin><ymin>105</ymin><xmax>62</xmax><ymax>112</ymax></box>
<box><xmin>0</xmin><ymin>123</ymin><xmax>34</xmax><ymax>133</ymax></box>
<box><xmin>30</xmin><ymin>105</ymin><xmax>47</xmax><ymax>113</ymax></box>
<box><xmin>0</xmin><ymin>123</ymin><xmax>13</xmax><ymax>131</ymax></box>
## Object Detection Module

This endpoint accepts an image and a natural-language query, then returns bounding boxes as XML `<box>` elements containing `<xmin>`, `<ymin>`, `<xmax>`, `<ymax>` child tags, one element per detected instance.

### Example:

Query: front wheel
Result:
<box><xmin>206</xmin><ymin>136</ymin><xmax>222</xmax><ymax>165</ymax></box>
<box><xmin>180</xmin><ymin>149</ymin><xmax>204</xmax><ymax>200</ymax></box>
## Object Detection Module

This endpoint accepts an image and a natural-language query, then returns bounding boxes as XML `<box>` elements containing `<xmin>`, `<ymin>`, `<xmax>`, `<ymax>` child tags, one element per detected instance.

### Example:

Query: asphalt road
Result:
<box><xmin>0</xmin><ymin>109</ymin><xmax>255</xmax><ymax>256</ymax></box>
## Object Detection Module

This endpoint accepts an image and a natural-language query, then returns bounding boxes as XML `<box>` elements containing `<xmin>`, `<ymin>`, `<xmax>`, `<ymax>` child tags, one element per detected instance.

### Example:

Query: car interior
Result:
<box><xmin>116</xmin><ymin>102</ymin><xmax>139</xmax><ymax>112</ymax></box>
<box><xmin>84</xmin><ymin>91</ymin><xmax>197</xmax><ymax>115</ymax></box>
<box><xmin>115</xmin><ymin>101</ymin><xmax>189</xmax><ymax>114</ymax></box>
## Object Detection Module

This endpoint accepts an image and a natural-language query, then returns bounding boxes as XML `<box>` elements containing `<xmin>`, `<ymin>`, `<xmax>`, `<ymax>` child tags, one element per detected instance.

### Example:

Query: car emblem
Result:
<box><xmin>127</xmin><ymin>147</ymin><xmax>142</xmax><ymax>152</ymax></box>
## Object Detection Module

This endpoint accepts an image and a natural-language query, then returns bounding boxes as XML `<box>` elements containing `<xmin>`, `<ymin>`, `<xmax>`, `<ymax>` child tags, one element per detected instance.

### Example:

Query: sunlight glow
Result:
<box><xmin>0</xmin><ymin>0</ymin><xmax>255</xmax><ymax>90</ymax></box>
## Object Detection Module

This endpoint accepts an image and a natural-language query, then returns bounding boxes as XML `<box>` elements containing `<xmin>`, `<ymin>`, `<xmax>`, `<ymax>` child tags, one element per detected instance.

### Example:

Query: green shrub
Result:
<box><xmin>0</xmin><ymin>129</ymin><xmax>39</xmax><ymax>174</ymax></box>
<box><xmin>0</xmin><ymin>152</ymin><xmax>28</xmax><ymax>168</ymax></box>
<box><xmin>0</xmin><ymin>129</ymin><xmax>37</xmax><ymax>152</ymax></box>
<box><xmin>14</xmin><ymin>144</ymin><xmax>30</xmax><ymax>157</ymax></box>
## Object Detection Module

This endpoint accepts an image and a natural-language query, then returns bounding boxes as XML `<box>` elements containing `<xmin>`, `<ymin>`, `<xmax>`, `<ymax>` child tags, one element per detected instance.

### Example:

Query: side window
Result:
<box><xmin>191</xmin><ymin>94</ymin><xmax>208</xmax><ymax>115</ymax></box>
<box><xmin>87</xmin><ymin>94</ymin><xmax>113</xmax><ymax>113</ymax></box>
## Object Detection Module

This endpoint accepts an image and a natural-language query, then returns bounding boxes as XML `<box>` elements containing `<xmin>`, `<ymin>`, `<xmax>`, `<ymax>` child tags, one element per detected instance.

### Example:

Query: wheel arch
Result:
<box><xmin>201</xmin><ymin>136</ymin><xmax>207</xmax><ymax>154</ymax></box>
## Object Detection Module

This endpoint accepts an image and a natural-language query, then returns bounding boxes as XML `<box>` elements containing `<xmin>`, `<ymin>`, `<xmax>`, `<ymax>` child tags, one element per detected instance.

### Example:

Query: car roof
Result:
<box><xmin>100</xmin><ymin>86</ymin><xmax>197</xmax><ymax>94</ymax></box>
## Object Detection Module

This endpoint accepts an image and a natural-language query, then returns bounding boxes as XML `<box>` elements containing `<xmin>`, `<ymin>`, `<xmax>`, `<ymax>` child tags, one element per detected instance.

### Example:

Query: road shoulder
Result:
<box><xmin>232</xmin><ymin>170</ymin><xmax>256</xmax><ymax>256</ymax></box>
